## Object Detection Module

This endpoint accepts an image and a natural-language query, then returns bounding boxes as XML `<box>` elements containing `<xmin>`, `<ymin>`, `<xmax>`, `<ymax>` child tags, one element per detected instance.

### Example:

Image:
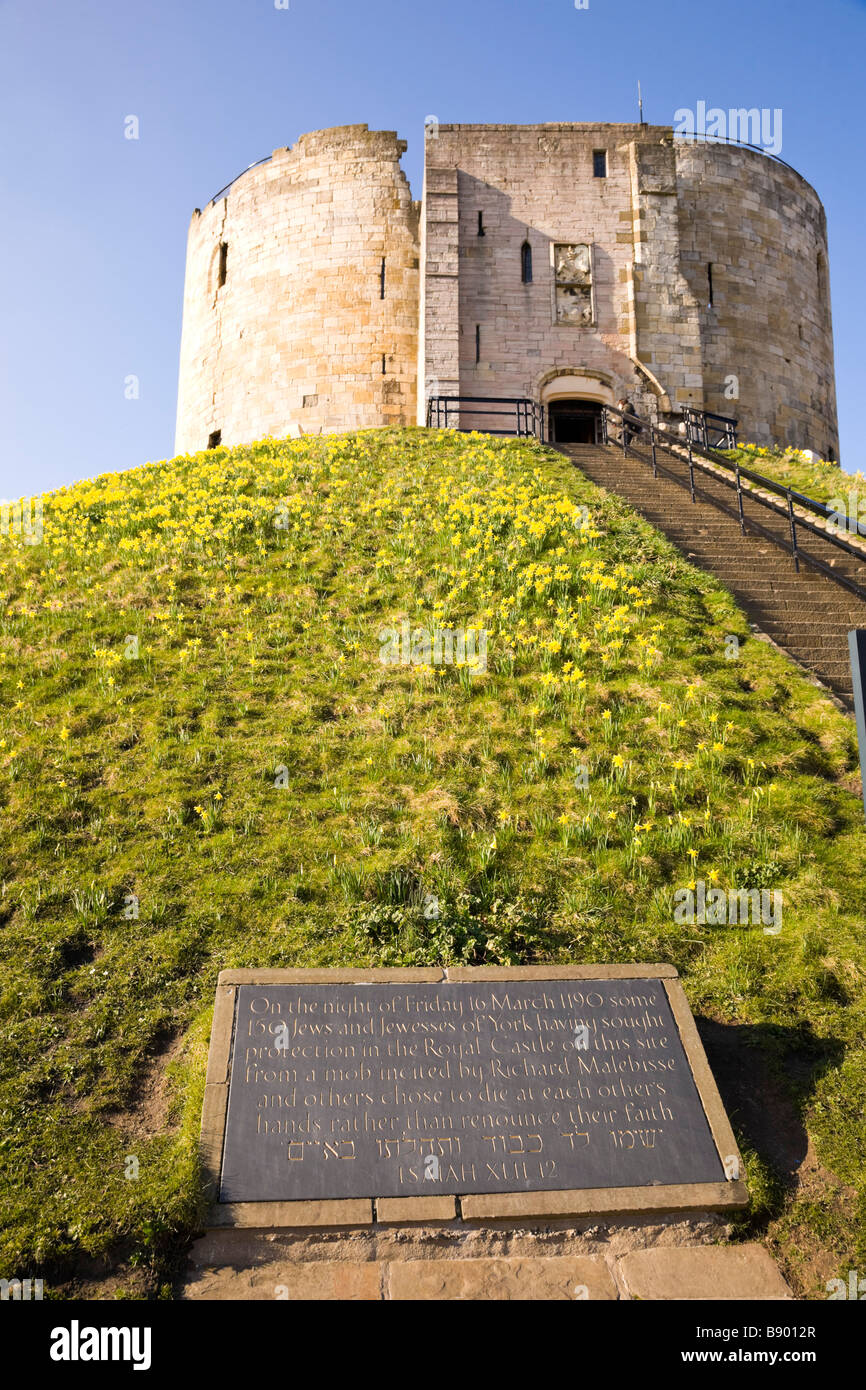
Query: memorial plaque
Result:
<box><xmin>204</xmin><ymin>969</ymin><xmax>743</xmax><ymax>1214</ymax></box>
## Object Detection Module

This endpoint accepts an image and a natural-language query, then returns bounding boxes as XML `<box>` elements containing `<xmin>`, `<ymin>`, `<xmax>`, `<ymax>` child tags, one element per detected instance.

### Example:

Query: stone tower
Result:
<box><xmin>175</xmin><ymin>122</ymin><xmax>838</xmax><ymax>461</ymax></box>
<box><xmin>174</xmin><ymin>125</ymin><xmax>420</xmax><ymax>454</ymax></box>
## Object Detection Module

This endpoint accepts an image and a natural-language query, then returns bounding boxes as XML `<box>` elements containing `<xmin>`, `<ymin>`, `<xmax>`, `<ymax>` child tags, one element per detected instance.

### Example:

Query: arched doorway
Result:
<box><xmin>548</xmin><ymin>399</ymin><xmax>602</xmax><ymax>444</ymax></box>
<box><xmin>539</xmin><ymin>372</ymin><xmax>613</xmax><ymax>445</ymax></box>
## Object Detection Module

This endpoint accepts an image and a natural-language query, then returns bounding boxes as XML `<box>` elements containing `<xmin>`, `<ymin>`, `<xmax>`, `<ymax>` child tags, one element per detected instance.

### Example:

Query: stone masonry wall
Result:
<box><xmin>418</xmin><ymin>124</ymin><xmax>838</xmax><ymax>453</ymax></box>
<box><xmin>174</xmin><ymin>122</ymin><xmax>838</xmax><ymax>458</ymax></box>
<box><xmin>674</xmin><ymin>141</ymin><xmax>838</xmax><ymax>458</ymax></box>
<box><xmin>628</xmin><ymin>139</ymin><xmax>704</xmax><ymax>414</ymax></box>
<box><xmin>174</xmin><ymin>126</ymin><xmax>420</xmax><ymax>454</ymax></box>
<box><xmin>418</xmin><ymin>123</ymin><xmax>665</xmax><ymax>430</ymax></box>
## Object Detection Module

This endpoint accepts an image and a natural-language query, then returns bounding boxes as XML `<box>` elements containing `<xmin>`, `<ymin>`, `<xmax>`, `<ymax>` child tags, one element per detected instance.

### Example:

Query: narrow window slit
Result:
<box><xmin>475</xmin><ymin>325</ymin><xmax>481</xmax><ymax>363</ymax></box>
<box><xmin>380</xmin><ymin>257</ymin><xmax>385</xmax><ymax>299</ymax></box>
<box><xmin>521</xmin><ymin>240</ymin><xmax>532</xmax><ymax>284</ymax></box>
<box><xmin>707</xmin><ymin>262</ymin><xmax>714</xmax><ymax>308</ymax></box>
<box><xmin>218</xmin><ymin>243</ymin><xmax>228</xmax><ymax>288</ymax></box>
<box><xmin>817</xmin><ymin>252</ymin><xmax>828</xmax><ymax>308</ymax></box>
<box><xmin>477</xmin><ymin>211</ymin><xmax>485</xmax><ymax>236</ymax></box>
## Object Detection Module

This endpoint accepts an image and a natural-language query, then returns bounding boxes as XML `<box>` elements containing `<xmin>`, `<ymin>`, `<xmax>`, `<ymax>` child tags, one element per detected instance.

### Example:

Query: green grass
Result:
<box><xmin>721</xmin><ymin>441</ymin><xmax>865</xmax><ymax>514</ymax></box>
<box><xmin>1</xmin><ymin>426</ymin><xmax>864</xmax><ymax>1296</ymax></box>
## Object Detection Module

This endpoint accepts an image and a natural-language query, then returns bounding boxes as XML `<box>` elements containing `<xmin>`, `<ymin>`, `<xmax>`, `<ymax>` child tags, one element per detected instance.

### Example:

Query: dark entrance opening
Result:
<box><xmin>548</xmin><ymin>399</ymin><xmax>603</xmax><ymax>444</ymax></box>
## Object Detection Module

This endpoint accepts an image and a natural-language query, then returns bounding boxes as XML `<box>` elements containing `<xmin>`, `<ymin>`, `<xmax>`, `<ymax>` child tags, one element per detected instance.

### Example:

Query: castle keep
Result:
<box><xmin>174</xmin><ymin>123</ymin><xmax>838</xmax><ymax>459</ymax></box>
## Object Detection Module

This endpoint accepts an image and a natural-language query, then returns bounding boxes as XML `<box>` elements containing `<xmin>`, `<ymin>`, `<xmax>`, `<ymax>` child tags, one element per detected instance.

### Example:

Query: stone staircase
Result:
<box><xmin>560</xmin><ymin>441</ymin><xmax>866</xmax><ymax>704</ymax></box>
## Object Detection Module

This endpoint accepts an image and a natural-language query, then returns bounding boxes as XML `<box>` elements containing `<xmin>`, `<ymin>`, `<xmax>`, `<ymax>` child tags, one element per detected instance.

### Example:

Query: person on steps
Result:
<box><xmin>617</xmin><ymin>397</ymin><xmax>639</xmax><ymax>445</ymax></box>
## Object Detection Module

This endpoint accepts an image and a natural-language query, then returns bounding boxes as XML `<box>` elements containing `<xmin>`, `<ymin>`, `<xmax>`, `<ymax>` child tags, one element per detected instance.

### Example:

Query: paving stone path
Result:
<box><xmin>183</xmin><ymin>1241</ymin><xmax>793</xmax><ymax>1300</ymax></box>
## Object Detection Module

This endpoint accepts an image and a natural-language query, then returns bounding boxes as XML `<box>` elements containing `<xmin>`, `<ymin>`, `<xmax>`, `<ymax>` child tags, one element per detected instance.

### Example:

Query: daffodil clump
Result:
<box><xmin>722</xmin><ymin>441</ymin><xmax>861</xmax><ymax>510</ymax></box>
<box><xmin>1</xmin><ymin>426</ymin><xmax>865</xmax><ymax>1294</ymax></box>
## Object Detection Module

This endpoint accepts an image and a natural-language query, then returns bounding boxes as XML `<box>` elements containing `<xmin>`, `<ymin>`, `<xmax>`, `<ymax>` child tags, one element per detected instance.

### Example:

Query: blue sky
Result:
<box><xmin>2</xmin><ymin>0</ymin><xmax>864</xmax><ymax>494</ymax></box>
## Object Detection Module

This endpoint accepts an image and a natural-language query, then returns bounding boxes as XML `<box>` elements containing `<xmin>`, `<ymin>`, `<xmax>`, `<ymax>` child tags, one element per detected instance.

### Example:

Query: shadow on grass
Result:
<box><xmin>697</xmin><ymin>1016</ymin><xmax>844</xmax><ymax>1228</ymax></box>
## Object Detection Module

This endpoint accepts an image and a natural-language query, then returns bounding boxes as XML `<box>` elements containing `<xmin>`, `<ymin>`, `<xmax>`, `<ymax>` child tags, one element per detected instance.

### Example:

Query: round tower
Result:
<box><xmin>174</xmin><ymin>125</ymin><xmax>420</xmax><ymax>454</ymax></box>
<box><xmin>673</xmin><ymin>139</ymin><xmax>837</xmax><ymax>458</ymax></box>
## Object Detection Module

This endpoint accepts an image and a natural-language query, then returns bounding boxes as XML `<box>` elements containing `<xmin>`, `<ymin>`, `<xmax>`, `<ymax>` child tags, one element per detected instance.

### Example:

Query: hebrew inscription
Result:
<box><xmin>218</xmin><ymin>979</ymin><xmax>726</xmax><ymax>1202</ymax></box>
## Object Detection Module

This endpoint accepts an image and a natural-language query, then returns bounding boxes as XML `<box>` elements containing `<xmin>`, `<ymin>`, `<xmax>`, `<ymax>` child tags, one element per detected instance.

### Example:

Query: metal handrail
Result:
<box><xmin>599</xmin><ymin>406</ymin><xmax>866</xmax><ymax>601</ymax></box>
<box><xmin>661</xmin><ymin>421</ymin><xmax>863</xmax><ymax>536</ymax></box>
<box><xmin>205</xmin><ymin>155</ymin><xmax>274</xmax><ymax>207</ymax></box>
<box><xmin>426</xmin><ymin>395</ymin><xmax>545</xmax><ymax>440</ymax></box>
<box><xmin>671</xmin><ymin>129</ymin><xmax>803</xmax><ymax>181</ymax></box>
<box><xmin>683</xmin><ymin>407</ymin><xmax>738</xmax><ymax>450</ymax></box>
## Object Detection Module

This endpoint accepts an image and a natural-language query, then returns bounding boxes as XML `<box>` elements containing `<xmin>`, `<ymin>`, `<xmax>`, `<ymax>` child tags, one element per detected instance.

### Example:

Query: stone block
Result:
<box><xmin>388</xmin><ymin>1256</ymin><xmax>617</xmax><ymax>1301</ymax></box>
<box><xmin>617</xmin><ymin>1245</ymin><xmax>794</xmax><ymax>1300</ymax></box>
<box><xmin>184</xmin><ymin>1261</ymin><xmax>381</xmax><ymax>1300</ymax></box>
<box><xmin>376</xmin><ymin>1197</ymin><xmax>457</xmax><ymax>1223</ymax></box>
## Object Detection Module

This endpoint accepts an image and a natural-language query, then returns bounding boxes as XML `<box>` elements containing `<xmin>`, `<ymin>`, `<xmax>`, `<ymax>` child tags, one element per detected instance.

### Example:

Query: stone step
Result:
<box><xmin>557</xmin><ymin>441</ymin><xmax>866</xmax><ymax>705</ymax></box>
<box><xmin>767</xmin><ymin>623</ymin><xmax>851</xmax><ymax>635</ymax></box>
<box><xmin>744</xmin><ymin>604</ymin><xmax>854</xmax><ymax>616</ymax></box>
<box><xmin>704</xmin><ymin>569</ymin><xmax>838</xmax><ymax>579</ymax></box>
<box><xmin>182</xmin><ymin>1244</ymin><xmax>793</xmax><ymax>1300</ymax></box>
<box><xmin>766</xmin><ymin>639</ymin><xmax>850</xmax><ymax>654</ymax></box>
<box><xmin>725</xmin><ymin>599</ymin><xmax>846</xmax><ymax>610</ymax></box>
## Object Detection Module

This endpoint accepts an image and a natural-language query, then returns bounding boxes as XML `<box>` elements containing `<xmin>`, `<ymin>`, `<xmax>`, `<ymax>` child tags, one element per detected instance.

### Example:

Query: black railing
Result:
<box><xmin>671</xmin><ymin>129</ymin><xmax>802</xmax><ymax>181</ymax></box>
<box><xmin>426</xmin><ymin>396</ymin><xmax>545</xmax><ymax>439</ymax></box>
<box><xmin>599</xmin><ymin>406</ymin><xmax>866</xmax><ymax>601</ymax></box>
<box><xmin>206</xmin><ymin>155</ymin><xmax>274</xmax><ymax>207</ymax></box>
<box><xmin>683</xmin><ymin>407</ymin><xmax>738</xmax><ymax>450</ymax></box>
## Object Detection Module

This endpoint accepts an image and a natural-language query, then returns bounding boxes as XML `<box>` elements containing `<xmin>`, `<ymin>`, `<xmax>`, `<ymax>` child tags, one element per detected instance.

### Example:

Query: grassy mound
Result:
<box><xmin>1</xmin><ymin>426</ymin><xmax>864</xmax><ymax>1296</ymax></box>
<box><xmin>722</xmin><ymin>442</ymin><xmax>863</xmax><ymax>511</ymax></box>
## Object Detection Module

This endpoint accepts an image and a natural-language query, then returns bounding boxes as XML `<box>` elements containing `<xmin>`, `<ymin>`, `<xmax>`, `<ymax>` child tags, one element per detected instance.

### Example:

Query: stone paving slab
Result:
<box><xmin>210</xmin><ymin>1198</ymin><xmax>373</xmax><ymax>1228</ymax></box>
<box><xmin>183</xmin><ymin>1260</ymin><xmax>381</xmax><ymax>1301</ymax></box>
<box><xmin>617</xmin><ymin>1244</ymin><xmax>794</xmax><ymax>1300</ymax></box>
<box><xmin>182</xmin><ymin>1243</ymin><xmax>795</xmax><ymax>1300</ymax></box>
<box><xmin>376</xmin><ymin>1196</ymin><xmax>458</xmax><ymax>1223</ymax></box>
<box><xmin>387</xmin><ymin>1255</ymin><xmax>617</xmax><ymax>1301</ymax></box>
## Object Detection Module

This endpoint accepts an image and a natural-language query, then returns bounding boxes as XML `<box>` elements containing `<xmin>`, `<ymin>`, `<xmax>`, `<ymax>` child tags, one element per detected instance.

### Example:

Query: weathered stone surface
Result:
<box><xmin>617</xmin><ymin>1244</ymin><xmax>794</xmax><ymax>1300</ymax></box>
<box><xmin>461</xmin><ymin>1184</ymin><xmax>746</xmax><ymax>1223</ymax></box>
<box><xmin>175</xmin><ymin>123</ymin><xmax>838</xmax><ymax>462</ymax></box>
<box><xmin>210</xmin><ymin>1199</ymin><xmax>372</xmax><ymax>1228</ymax></box>
<box><xmin>443</xmin><ymin>963</ymin><xmax>678</xmax><ymax>981</ymax></box>
<box><xmin>180</xmin><ymin>1215</ymin><xmax>736</xmax><ymax>1300</ymax></box>
<box><xmin>376</xmin><ymin>1196</ymin><xmax>457</xmax><ymax>1223</ymax></box>
<box><xmin>175</xmin><ymin>125</ymin><xmax>419</xmax><ymax>454</ymax></box>
<box><xmin>219</xmin><ymin>968</ymin><xmax>445</xmax><ymax>985</ymax></box>
<box><xmin>186</xmin><ymin>1211</ymin><xmax>726</xmax><ymax>1271</ymax></box>
<box><xmin>388</xmin><ymin>1255</ymin><xmax>617</xmax><ymax>1301</ymax></box>
<box><xmin>205</xmin><ymin>986</ymin><xmax>236</xmax><ymax>1085</ymax></box>
<box><xmin>183</xmin><ymin>1260</ymin><xmax>380</xmax><ymax>1301</ymax></box>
